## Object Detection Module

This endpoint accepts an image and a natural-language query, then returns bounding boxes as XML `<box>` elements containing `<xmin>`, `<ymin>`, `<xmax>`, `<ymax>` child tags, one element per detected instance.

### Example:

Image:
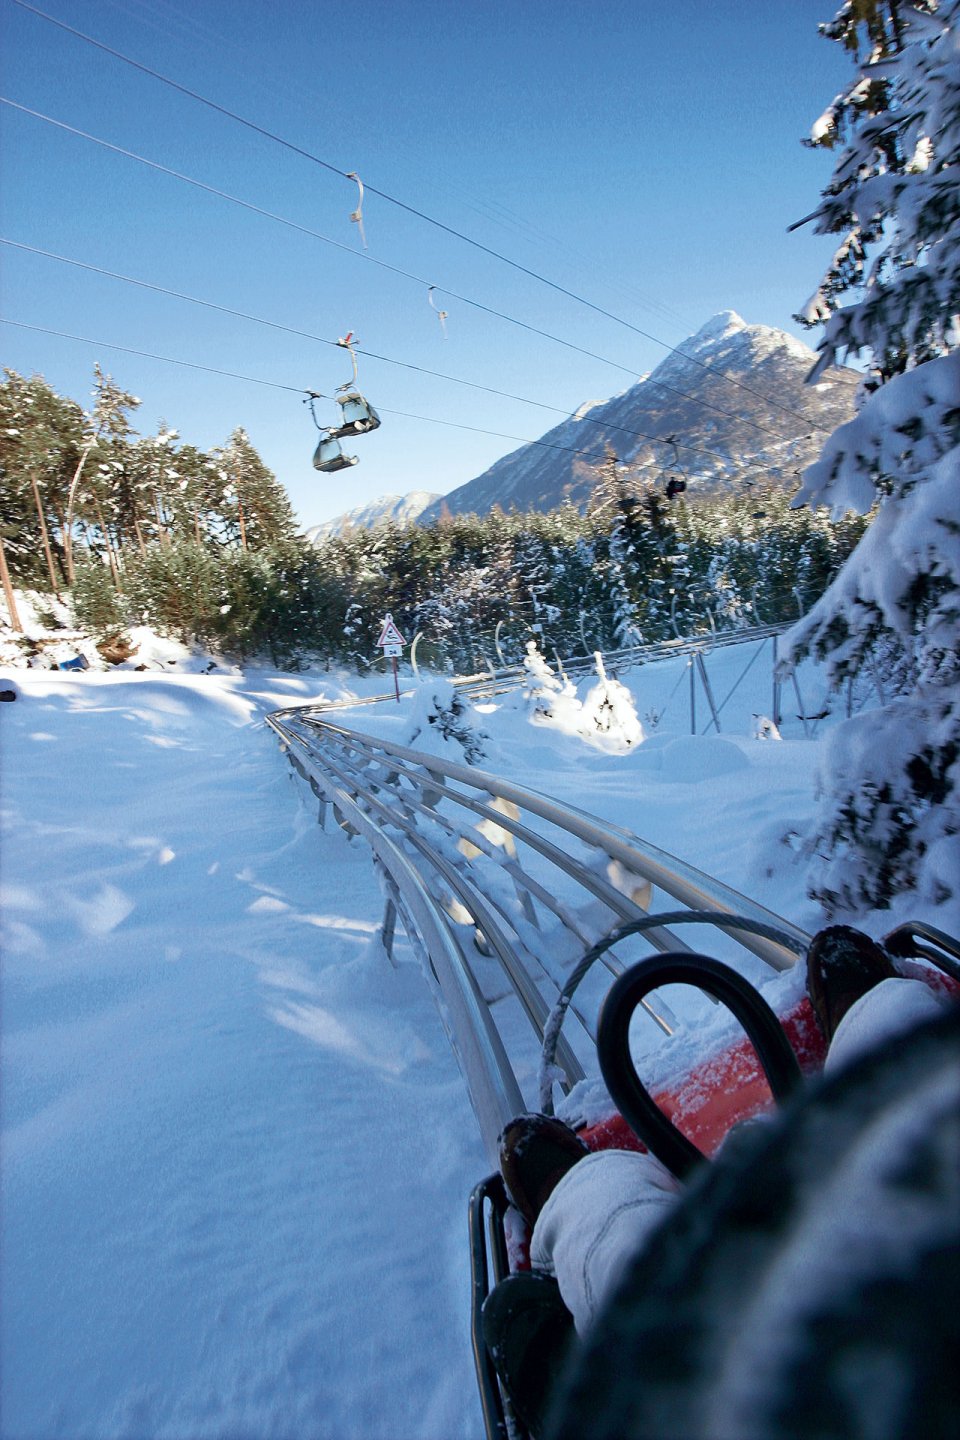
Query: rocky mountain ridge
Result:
<box><xmin>417</xmin><ymin>311</ymin><xmax>858</xmax><ymax>522</ymax></box>
<box><xmin>304</xmin><ymin>490</ymin><xmax>441</xmax><ymax>544</ymax></box>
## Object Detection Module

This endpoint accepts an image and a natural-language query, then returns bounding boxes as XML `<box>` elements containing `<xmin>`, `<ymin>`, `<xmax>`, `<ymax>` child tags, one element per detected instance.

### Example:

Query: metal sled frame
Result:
<box><xmin>467</xmin><ymin>920</ymin><xmax>960</xmax><ymax>1440</ymax></box>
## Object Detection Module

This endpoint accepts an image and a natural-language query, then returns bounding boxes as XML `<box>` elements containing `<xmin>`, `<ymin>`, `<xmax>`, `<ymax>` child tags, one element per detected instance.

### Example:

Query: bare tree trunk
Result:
<box><xmin>132</xmin><ymin>512</ymin><xmax>147</xmax><ymax>556</ymax></box>
<box><xmin>0</xmin><ymin>530</ymin><xmax>23</xmax><ymax>632</ymax></box>
<box><xmin>63</xmin><ymin>441</ymin><xmax>95</xmax><ymax>585</ymax></box>
<box><xmin>29</xmin><ymin>472</ymin><xmax>61</xmax><ymax>599</ymax></box>
<box><xmin>94</xmin><ymin>495</ymin><xmax>122</xmax><ymax>590</ymax></box>
<box><xmin>237</xmin><ymin>497</ymin><xmax>248</xmax><ymax>551</ymax></box>
<box><xmin>154</xmin><ymin>491</ymin><xmax>171</xmax><ymax>549</ymax></box>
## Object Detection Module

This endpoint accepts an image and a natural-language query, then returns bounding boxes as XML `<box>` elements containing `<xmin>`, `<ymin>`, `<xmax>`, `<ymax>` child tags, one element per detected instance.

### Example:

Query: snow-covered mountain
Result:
<box><xmin>304</xmin><ymin>490</ymin><xmax>440</xmax><ymax>545</ymax></box>
<box><xmin>419</xmin><ymin>311</ymin><xmax>859</xmax><ymax>523</ymax></box>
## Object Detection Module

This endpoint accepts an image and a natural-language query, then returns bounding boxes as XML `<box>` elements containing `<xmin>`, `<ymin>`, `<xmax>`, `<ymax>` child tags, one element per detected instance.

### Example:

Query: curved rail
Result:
<box><xmin>267</xmin><ymin>704</ymin><xmax>810</xmax><ymax>1164</ymax></box>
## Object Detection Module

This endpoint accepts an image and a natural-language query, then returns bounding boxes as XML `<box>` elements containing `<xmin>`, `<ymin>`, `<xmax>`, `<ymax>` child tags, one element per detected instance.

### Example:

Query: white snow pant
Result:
<box><xmin>531</xmin><ymin>976</ymin><xmax>947</xmax><ymax>1336</ymax></box>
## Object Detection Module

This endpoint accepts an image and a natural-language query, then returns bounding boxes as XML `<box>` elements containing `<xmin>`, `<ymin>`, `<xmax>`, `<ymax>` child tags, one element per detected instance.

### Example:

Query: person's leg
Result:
<box><xmin>482</xmin><ymin>1116</ymin><xmax>680</xmax><ymax>1434</ymax></box>
<box><xmin>480</xmin><ymin>1271</ymin><xmax>575</xmax><ymax>1437</ymax></box>
<box><xmin>531</xmin><ymin>1148</ymin><xmax>680</xmax><ymax>1334</ymax></box>
<box><xmin>805</xmin><ymin>924</ymin><xmax>947</xmax><ymax>1072</ymax></box>
<box><xmin>826</xmin><ymin>976</ymin><xmax>946</xmax><ymax>1073</ymax></box>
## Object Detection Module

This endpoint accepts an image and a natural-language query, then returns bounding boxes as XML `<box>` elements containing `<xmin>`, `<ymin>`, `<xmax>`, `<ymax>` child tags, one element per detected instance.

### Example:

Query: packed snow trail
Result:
<box><xmin>1</xmin><ymin>673</ymin><xmax>487</xmax><ymax>1439</ymax></box>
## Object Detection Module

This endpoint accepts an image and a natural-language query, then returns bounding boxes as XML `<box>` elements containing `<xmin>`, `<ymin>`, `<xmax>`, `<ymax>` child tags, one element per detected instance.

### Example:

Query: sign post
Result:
<box><xmin>376</xmin><ymin>613</ymin><xmax>407</xmax><ymax>703</ymax></box>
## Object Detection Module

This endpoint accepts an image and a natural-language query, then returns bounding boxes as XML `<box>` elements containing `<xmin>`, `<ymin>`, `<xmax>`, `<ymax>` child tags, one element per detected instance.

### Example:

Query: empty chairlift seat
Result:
<box><xmin>312</xmin><ymin>432</ymin><xmax>359</xmax><ymax>473</ymax></box>
<box><xmin>333</xmin><ymin>389</ymin><xmax>381</xmax><ymax>437</ymax></box>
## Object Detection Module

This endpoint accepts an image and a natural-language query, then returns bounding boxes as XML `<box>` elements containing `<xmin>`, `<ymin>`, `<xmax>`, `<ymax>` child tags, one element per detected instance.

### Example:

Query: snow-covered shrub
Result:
<box><xmin>522</xmin><ymin>639</ymin><xmax>583</xmax><ymax>727</ymax></box>
<box><xmin>781</xmin><ymin>0</ymin><xmax>960</xmax><ymax>912</ymax></box>
<box><xmin>752</xmin><ymin>714</ymin><xmax>782</xmax><ymax>741</ymax></box>
<box><xmin>342</xmin><ymin>601</ymin><xmax>369</xmax><ymax>673</ymax></box>
<box><xmin>578</xmin><ymin>653</ymin><xmax>644</xmax><ymax>750</ymax></box>
<box><xmin>405</xmin><ymin>679</ymin><xmax>487</xmax><ymax>765</ymax></box>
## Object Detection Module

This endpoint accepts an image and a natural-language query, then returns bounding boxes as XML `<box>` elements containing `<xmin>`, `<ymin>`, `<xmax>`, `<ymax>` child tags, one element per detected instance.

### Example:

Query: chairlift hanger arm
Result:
<box><xmin>337</xmin><ymin>333</ymin><xmax>360</xmax><ymax>388</ymax></box>
<box><xmin>429</xmin><ymin>285</ymin><xmax>449</xmax><ymax>336</ymax></box>
<box><xmin>305</xmin><ymin>391</ymin><xmax>327</xmax><ymax>429</ymax></box>
<box><xmin>346</xmin><ymin>173</ymin><xmax>366</xmax><ymax>248</ymax></box>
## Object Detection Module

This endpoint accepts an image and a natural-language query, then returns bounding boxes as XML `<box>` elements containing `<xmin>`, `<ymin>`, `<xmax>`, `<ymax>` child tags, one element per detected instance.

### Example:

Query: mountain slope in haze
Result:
<box><xmin>419</xmin><ymin>312</ymin><xmax>859</xmax><ymax>523</ymax></box>
<box><xmin>305</xmin><ymin>490</ymin><xmax>441</xmax><ymax>545</ymax></box>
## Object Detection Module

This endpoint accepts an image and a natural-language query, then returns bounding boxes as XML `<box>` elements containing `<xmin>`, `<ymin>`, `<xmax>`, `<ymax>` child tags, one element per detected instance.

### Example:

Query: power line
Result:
<box><xmin>2</xmin><ymin>238</ymin><xmax>817</xmax><ymax>471</ymax></box>
<box><xmin>6</xmin><ymin>0</ymin><xmax>831</xmax><ymax>432</ymax></box>
<box><xmin>2</xmin><ymin>99</ymin><xmax>819</xmax><ymax>446</ymax></box>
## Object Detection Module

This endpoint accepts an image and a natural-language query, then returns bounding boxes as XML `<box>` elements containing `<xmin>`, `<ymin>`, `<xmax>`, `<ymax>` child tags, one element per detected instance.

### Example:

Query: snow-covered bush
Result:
<box><xmin>578</xmin><ymin>653</ymin><xmax>645</xmax><ymax>750</ymax></box>
<box><xmin>781</xmin><ymin>0</ymin><xmax>960</xmax><ymax>912</ymax></box>
<box><xmin>405</xmin><ymin>679</ymin><xmax>487</xmax><ymax>765</ymax></box>
<box><xmin>752</xmin><ymin>714</ymin><xmax>783</xmax><ymax>741</ymax></box>
<box><xmin>522</xmin><ymin>639</ymin><xmax>583</xmax><ymax>727</ymax></box>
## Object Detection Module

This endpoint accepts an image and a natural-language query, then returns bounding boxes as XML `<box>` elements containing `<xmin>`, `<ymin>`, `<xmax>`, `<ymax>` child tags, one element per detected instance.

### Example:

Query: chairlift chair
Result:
<box><xmin>330</xmin><ymin>332</ymin><xmax>381</xmax><ymax>439</ymax></box>
<box><xmin>333</xmin><ymin>389</ymin><xmax>381</xmax><ymax>437</ymax></box>
<box><xmin>312</xmin><ymin>431</ymin><xmax>359</xmax><ymax>473</ymax></box>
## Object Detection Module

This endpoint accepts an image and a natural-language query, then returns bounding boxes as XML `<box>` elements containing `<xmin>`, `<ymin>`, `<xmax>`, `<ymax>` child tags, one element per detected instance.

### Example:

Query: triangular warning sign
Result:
<box><xmin>376</xmin><ymin>614</ymin><xmax>406</xmax><ymax>647</ymax></box>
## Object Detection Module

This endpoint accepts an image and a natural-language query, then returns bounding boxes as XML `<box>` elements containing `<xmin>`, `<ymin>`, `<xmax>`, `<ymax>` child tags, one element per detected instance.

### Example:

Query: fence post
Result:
<box><xmin>772</xmin><ymin>634</ymin><xmax>782</xmax><ymax>727</ymax></box>
<box><xmin>381</xmin><ymin>896</ymin><xmax>398</xmax><ymax>965</ymax></box>
<box><xmin>410</xmin><ymin>631</ymin><xmax>423</xmax><ymax>681</ymax></box>
<box><xmin>695</xmin><ymin>652</ymin><xmax>722</xmax><ymax>733</ymax></box>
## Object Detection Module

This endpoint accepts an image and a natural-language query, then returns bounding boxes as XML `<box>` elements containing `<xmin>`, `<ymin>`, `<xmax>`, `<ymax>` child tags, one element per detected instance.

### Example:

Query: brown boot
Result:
<box><xmin>499</xmin><ymin>1114</ymin><xmax>590</xmax><ymax>1227</ymax></box>
<box><xmin>806</xmin><ymin>925</ymin><xmax>898</xmax><ymax>1043</ymax></box>
<box><xmin>481</xmin><ymin>1271</ymin><xmax>575</xmax><ymax>1438</ymax></box>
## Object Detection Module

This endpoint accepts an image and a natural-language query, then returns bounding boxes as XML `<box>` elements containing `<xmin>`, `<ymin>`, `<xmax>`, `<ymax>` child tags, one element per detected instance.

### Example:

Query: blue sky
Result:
<box><xmin>1</xmin><ymin>1</ymin><xmax>852</xmax><ymax>529</ymax></box>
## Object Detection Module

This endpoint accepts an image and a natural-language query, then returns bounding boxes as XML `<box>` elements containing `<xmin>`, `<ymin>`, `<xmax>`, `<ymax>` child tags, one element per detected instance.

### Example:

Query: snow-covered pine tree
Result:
<box><xmin>342</xmin><ymin>600</ymin><xmax>369</xmax><ymax>672</ymax></box>
<box><xmin>589</xmin><ymin>448</ymin><xmax>647</xmax><ymax>647</ymax></box>
<box><xmin>211</xmin><ymin>429</ymin><xmax>298</xmax><ymax>552</ymax></box>
<box><xmin>781</xmin><ymin>0</ymin><xmax>960</xmax><ymax>912</ymax></box>
<box><xmin>578</xmin><ymin>652</ymin><xmax>644</xmax><ymax>749</ymax></box>
<box><xmin>64</xmin><ymin>365</ymin><xmax>140</xmax><ymax>585</ymax></box>
<box><xmin>521</xmin><ymin>639</ymin><xmax>582</xmax><ymax>726</ymax></box>
<box><xmin>0</xmin><ymin>370</ymin><xmax>84</xmax><ymax>592</ymax></box>
<box><xmin>405</xmin><ymin>679</ymin><xmax>487</xmax><ymax>764</ymax></box>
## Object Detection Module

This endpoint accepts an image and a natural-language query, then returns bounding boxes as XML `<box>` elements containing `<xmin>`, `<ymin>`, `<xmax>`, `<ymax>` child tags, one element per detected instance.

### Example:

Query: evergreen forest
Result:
<box><xmin>1</xmin><ymin>366</ymin><xmax>867</xmax><ymax>673</ymax></box>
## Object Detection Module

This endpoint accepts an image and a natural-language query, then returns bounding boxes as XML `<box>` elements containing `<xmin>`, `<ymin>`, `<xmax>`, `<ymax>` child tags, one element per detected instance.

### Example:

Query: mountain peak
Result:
<box><xmin>412</xmin><ymin>309</ymin><xmax>860</xmax><ymax>527</ymax></box>
<box><xmin>306</xmin><ymin>490</ymin><xmax>440</xmax><ymax>545</ymax></box>
<box><xmin>687</xmin><ymin>310</ymin><xmax>748</xmax><ymax>348</ymax></box>
<box><xmin>680</xmin><ymin>310</ymin><xmax>815</xmax><ymax>367</ymax></box>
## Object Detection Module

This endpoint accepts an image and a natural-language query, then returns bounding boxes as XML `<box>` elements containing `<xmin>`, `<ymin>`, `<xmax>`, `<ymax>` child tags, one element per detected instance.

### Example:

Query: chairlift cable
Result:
<box><xmin>1</xmin><ymin>98</ymin><xmax>824</xmax><ymax>449</ymax></box>
<box><xmin>3</xmin><ymin>316</ymin><xmax>796</xmax><ymax>482</ymax></box>
<box><xmin>1</xmin><ymin>102</ymin><xmax>818</xmax><ymax>447</ymax></box>
<box><xmin>0</xmin><ymin>238</ymin><xmax>820</xmax><ymax>470</ymax></box>
<box><xmin>2</xmin><ymin>315</ymin><xmax>814</xmax><ymax>490</ymax></box>
<box><xmin>5</xmin><ymin>1</ymin><xmax>831</xmax><ymax>433</ymax></box>
<box><xmin>0</xmin><ymin>316</ymin><xmax>615</xmax><ymax>462</ymax></box>
<box><xmin>0</xmin><ymin>317</ymin><xmax>305</xmax><ymax>392</ymax></box>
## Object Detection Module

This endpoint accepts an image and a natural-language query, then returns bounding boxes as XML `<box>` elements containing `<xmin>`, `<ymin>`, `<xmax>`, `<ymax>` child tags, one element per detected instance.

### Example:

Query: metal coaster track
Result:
<box><xmin>266</xmin><ymin>700</ymin><xmax>809</xmax><ymax>1165</ymax></box>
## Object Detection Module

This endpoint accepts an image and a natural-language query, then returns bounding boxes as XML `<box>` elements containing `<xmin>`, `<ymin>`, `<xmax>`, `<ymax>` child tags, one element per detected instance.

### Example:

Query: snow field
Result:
<box><xmin>1</xmin><ymin>673</ymin><xmax>486</xmax><ymax>1439</ymax></box>
<box><xmin>1</xmin><ymin>636</ymin><xmax>950</xmax><ymax>1437</ymax></box>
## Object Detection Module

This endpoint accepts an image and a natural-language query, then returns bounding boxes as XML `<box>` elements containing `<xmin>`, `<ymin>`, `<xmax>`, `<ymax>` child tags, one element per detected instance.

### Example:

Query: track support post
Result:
<box><xmin>381</xmin><ymin>896</ymin><xmax>398</xmax><ymax>965</ymax></box>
